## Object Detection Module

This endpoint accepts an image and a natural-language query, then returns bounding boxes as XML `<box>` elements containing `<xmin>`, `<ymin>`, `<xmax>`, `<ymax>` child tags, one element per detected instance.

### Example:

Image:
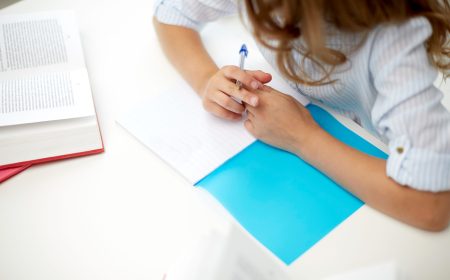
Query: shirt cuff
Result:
<box><xmin>386</xmin><ymin>135</ymin><xmax>450</xmax><ymax>192</ymax></box>
<box><xmin>154</xmin><ymin>0</ymin><xmax>202</xmax><ymax>31</ymax></box>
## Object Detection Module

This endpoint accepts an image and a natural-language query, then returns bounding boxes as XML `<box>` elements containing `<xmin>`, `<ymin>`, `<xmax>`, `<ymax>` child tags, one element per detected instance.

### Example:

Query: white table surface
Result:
<box><xmin>1</xmin><ymin>1</ymin><xmax>449</xmax><ymax>279</ymax></box>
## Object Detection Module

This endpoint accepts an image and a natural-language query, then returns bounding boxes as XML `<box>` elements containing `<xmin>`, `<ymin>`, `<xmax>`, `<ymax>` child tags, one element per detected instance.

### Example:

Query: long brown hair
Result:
<box><xmin>242</xmin><ymin>0</ymin><xmax>450</xmax><ymax>86</ymax></box>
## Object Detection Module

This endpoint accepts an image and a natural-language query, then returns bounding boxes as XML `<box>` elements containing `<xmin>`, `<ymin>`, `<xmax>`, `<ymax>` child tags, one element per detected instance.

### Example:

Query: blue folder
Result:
<box><xmin>196</xmin><ymin>104</ymin><xmax>387</xmax><ymax>264</ymax></box>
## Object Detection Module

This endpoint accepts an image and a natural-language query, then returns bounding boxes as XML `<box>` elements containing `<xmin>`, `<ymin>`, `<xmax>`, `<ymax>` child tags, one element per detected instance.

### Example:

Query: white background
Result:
<box><xmin>0</xmin><ymin>0</ymin><xmax>449</xmax><ymax>279</ymax></box>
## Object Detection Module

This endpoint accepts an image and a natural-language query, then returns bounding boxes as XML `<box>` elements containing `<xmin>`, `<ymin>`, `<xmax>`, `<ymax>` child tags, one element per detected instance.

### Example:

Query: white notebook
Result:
<box><xmin>118</xmin><ymin>87</ymin><xmax>254</xmax><ymax>184</ymax></box>
<box><xmin>117</xmin><ymin>15</ymin><xmax>316</xmax><ymax>184</ymax></box>
<box><xmin>118</xmin><ymin>78</ymin><xmax>309</xmax><ymax>184</ymax></box>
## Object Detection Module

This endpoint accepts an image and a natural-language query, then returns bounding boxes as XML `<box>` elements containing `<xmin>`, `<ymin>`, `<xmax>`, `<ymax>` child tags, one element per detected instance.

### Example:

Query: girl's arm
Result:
<box><xmin>244</xmin><ymin>86</ymin><xmax>450</xmax><ymax>232</ymax></box>
<box><xmin>153</xmin><ymin>18</ymin><xmax>218</xmax><ymax>96</ymax></box>
<box><xmin>153</xmin><ymin>19</ymin><xmax>272</xmax><ymax>120</ymax></box>
<box><xmin>300</xmin><ymin>127</ymin><xmax>450</xmax><ymax>232</ymax></box>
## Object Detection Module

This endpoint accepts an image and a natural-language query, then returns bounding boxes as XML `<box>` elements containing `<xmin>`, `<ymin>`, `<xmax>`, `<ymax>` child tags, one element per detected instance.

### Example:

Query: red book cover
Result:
<box><xmin>0</xmin><ymin>145</ymin><xmax>104</xmax><ymax>184</ymax></box>
<box><xmin>0</xmin><ymin>165</ymin><xmax>31</xmax><ymax>183</ymax></box>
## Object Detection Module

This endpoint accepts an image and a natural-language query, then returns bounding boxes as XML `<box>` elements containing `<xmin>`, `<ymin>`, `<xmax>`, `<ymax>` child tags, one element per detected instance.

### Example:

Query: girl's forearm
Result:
<box><xmin>294</xmin><ymin>127</ymin><xmax>450</xmax><ymax>231</ymax></box>
<box><xmin>153</xmin><ymin>18</ymin><xmax>218</xmax><ymax>96</ymax></box>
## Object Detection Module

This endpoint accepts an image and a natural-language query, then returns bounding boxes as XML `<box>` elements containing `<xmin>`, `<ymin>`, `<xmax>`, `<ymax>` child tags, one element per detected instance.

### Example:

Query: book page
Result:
<box><xmin>0</xmin><ymin>11</ymin><xmax>94</xmax><ymax>126</ymax></box>
<box><xmin>0</xmin><ymin>11</ymin><xmax>85</xmax><ymax>74</ymax></box>
<box><xmin>117</xmin><ymin>87</ymin><xmax>256</xmax><ymax>184</ymax></box>
<box><xmin>0</xmin><ymin>69</ymin><xmax>95</xmax><ymax>126</ymax></box>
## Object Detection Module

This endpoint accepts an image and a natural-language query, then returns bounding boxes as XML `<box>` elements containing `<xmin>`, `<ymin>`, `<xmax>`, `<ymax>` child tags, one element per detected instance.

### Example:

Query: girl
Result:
<box><xmin>153</xmin><ymin>0</ymin><xmax>450</xmax><ymax>231</ymax></box>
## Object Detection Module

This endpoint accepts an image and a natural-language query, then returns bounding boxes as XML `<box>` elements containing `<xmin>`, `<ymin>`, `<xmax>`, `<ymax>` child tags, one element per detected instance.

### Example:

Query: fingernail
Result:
<box><xmin>251</xmin><ymin>81</ymin><xmax>259</xmax><ymax>89</ymax></box>
<box><xmin>250</xmin><ymin>96</ymin><xmax>258</xmax><ymax>106</ymax></box>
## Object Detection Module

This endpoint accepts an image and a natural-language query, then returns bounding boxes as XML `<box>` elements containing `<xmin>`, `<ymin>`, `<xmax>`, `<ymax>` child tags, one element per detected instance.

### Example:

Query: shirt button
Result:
<box><xmin>396</xmin><ymin>147</ymin><xmax>404</xmax><ymax>154</ymax></box>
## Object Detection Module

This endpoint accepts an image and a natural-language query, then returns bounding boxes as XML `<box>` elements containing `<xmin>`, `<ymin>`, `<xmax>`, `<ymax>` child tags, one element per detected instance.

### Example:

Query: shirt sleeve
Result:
<box><xmin>370</xmin><ymin>16</ymin><xmax>450</xmax><ymax>192</ymax></box>
<box><xmin>154</xmin><ymin>0</ymin><xmax>238</xmax><ymax>31</ymax></box>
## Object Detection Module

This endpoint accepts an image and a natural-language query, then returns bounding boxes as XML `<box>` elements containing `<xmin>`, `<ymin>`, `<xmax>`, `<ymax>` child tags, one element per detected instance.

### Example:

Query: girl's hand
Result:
<box><xmin>245</xmin><ymin>86</ymin><xmax>321</xmax><ymax>155</ymax></box>
<box><xmin>200</xmin><ymin>66</ymin><xmax>272</xmax><ymax>120</ymax></box>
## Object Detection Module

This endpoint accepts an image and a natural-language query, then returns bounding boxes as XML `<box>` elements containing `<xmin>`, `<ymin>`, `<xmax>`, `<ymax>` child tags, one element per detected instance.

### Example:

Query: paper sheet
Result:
<box><xmin>0</xmin><ymin>70</ymin><xmax>95</xmax><ymax>126</ymax></box>
<box><xmin>0</xmin><ymin>11</ymin><xmax>85</xmax><ymax>73</ymax></box>
<box><xmin>0</xmin><ymin>11</ymin><xmax>95</xmax><ymax>126</ymax></box>
<box><xmin>117</xmin><ymin>88</ymin><xmax>256</xmax><ymax>184</ymax></box>
<box><xmin>165</xmin><ymin>222</ymin><xmax>291</xmax><ymax>280</ymax></box>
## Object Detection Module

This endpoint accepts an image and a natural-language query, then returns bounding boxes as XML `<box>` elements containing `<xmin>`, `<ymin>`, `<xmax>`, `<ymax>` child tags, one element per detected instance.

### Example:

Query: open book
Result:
<box><xmin>0</xmin><ymin>11</ymin><xmax>103</xmax><ymax>182</ymax></box>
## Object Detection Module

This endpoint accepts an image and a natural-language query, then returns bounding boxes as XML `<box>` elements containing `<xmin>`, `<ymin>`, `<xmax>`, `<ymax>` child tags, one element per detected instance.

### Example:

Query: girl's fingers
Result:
<box><xmin>262</xmin><ymin>84</ymin><xmax>275</xmax><ymax>92</ymax></box>
<box><xmin>211</xmin><ymin>91</ymin><xmax>246</xmax><ymax>114</ymax></box>
<box><xmin>244</xmin><ymin>119</ymin><xmax>255</xmax><ymax>133</ymax></box>
<box><xmin>217</xmin><ymin>77</ymin><xmax>259</xmax><ymax>107</ymax></box>
<box><xmin>246</xmin><ymin>70</ymin><xmax>272</xmax><ymax>84</ymax></box>
<box><xmin>222</xmin><ymin>65</ymin><xmax>263</xmax><ymax>90</ymax></box>
<box><xmin>245</xmin><ymin>102</ymin><xmax>257</xmax><ymax>114</ymax></box>
<box><xmin>205</xmin><ymin>102</ymin><xmax>242</xmax><ymax>121</ymax></box>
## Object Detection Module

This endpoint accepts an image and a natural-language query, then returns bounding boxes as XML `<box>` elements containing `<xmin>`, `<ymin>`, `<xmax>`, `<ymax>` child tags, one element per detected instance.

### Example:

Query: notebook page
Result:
<box><xmin>117</xmin><ymin>87</ymin><xmax>255</xmax><ymax>184</ymax></box>
<box><xmin>0</xmin><ymin>11</ymin><xmax>94</xmax><ymax>126</ymax></box>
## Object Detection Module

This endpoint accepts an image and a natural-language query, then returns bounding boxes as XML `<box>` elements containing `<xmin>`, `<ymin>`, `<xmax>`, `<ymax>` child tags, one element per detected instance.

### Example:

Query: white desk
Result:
<box><xmin>0</xmin><ymin>1</ymin><xmax>449</xmax><ymax>279</ymax></box>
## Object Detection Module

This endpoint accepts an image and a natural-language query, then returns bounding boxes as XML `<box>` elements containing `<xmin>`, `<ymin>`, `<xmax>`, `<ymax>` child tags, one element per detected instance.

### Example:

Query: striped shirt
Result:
<box><xmin>154</xmin><ymin>0</ymin><xmax>450</xmax><ymax>192</ymax></box>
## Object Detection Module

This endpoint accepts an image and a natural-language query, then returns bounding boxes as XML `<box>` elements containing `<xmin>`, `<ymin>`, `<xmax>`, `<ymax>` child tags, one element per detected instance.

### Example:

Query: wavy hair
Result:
<box><xmin>242</xmin><ymin>0</ymin><xmax>450</xmax><ymax>86</ymax></box>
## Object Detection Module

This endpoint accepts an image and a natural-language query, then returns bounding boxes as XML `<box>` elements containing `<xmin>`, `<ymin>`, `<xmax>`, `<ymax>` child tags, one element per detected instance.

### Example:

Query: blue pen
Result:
<box><xmin>236</xmin><ymin>44</ymin><xmax>248</xmax><ymax>90</ymax></box>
